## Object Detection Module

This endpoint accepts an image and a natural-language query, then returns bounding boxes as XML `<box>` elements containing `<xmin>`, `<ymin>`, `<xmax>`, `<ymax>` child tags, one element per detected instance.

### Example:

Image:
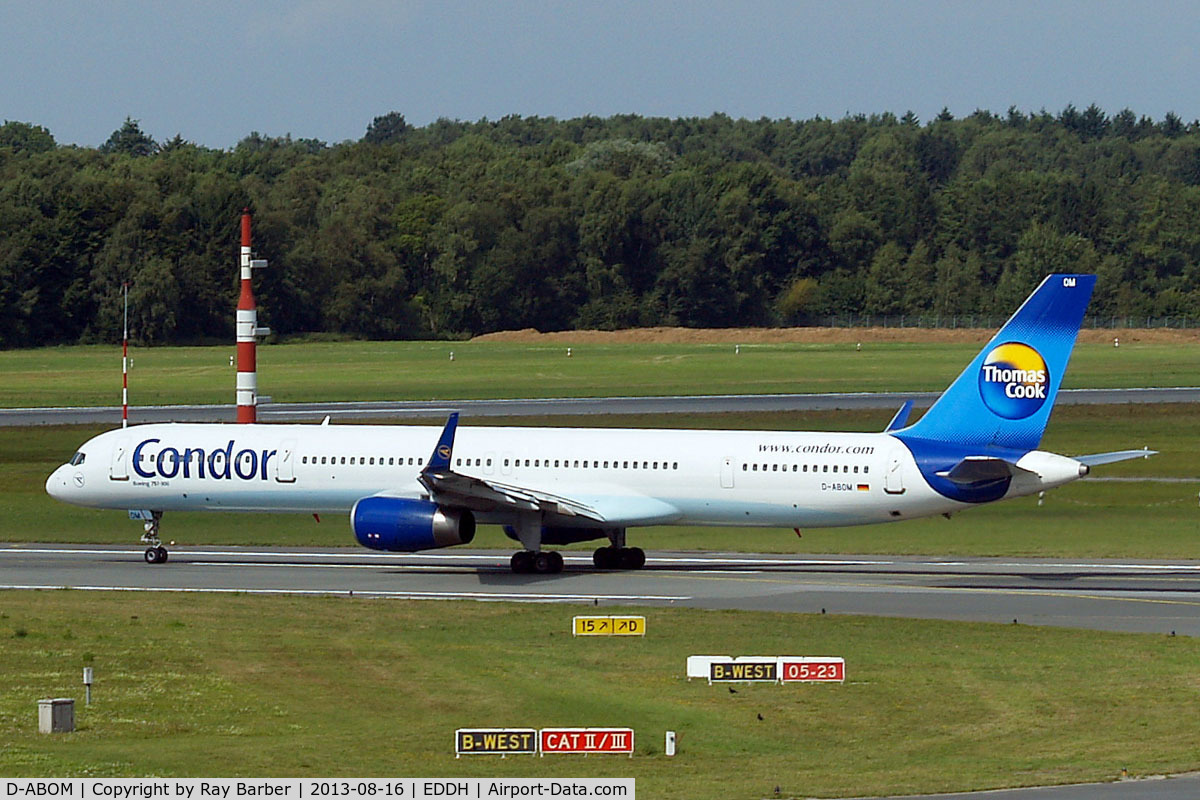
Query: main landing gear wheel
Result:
<box><xmin>143</xmin><ymin>546</ymin><xmax>168</xmax><ymax>564</ymax></box>
<box><xmin>592</xmin><ymin>546</ymin><xmax>645</xmax><ymax>570</ymax></box>
<box><xmin>510</xmin><ymin>550</ymin><xmax>563</xmax><ymax>574</ymax></box>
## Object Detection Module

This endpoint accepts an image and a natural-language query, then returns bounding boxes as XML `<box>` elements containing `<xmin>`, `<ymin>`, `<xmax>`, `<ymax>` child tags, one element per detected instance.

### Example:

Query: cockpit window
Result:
<box><xmin>69</xmin><ymin>452</ymin><xmax>86</xmax><ymax>466</ymax></box>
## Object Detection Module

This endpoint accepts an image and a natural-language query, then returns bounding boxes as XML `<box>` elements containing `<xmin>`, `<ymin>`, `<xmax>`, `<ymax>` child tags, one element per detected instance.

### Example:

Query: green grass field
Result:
<box><xmin>3</xmin><ymin>592</ymin><xmax>1199</xmax><ymax>797</ymax></box>
<box><xmin>2</xmin><ymin>337</ymin><xmax>1197</xmax><ymax>407</ymax></box>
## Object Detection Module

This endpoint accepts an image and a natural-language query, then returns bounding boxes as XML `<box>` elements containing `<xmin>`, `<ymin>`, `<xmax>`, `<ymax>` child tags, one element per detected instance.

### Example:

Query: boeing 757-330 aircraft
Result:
<box><xmin>47</xmin><ymin>274</ymin><xmax>1153</xmax><ymax>573</ymax></box>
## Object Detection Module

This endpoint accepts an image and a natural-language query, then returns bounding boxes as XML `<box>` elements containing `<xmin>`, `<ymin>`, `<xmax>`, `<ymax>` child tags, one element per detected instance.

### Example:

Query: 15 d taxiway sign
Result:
<box><xmin>572</xmin><ymin>615</ymin><xmax>645</xmax><ymax>636</ymax></box>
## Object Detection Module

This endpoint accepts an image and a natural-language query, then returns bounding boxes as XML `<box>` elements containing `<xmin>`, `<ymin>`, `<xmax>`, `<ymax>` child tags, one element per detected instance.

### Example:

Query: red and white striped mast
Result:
<box><xmin>121</xmin><ymin>282</ymin><xmax>129</xmax><ymax>428</ymax></box>
<box><xmin>236</xmin><ymin>209</ymin><xmax>269</xmax><ymax>423</ymax></box>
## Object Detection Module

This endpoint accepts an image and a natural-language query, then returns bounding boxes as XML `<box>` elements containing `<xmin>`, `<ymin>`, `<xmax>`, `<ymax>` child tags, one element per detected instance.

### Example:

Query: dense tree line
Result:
<box><xmin>3</xmin><ymin>105</ymin><xmax>1200</xmax><ymax>346</ymax></box>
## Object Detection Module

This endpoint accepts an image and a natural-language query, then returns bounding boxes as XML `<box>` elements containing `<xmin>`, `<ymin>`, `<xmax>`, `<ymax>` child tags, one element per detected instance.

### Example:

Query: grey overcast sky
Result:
<box><xmin>3</xmin><ymin>1</ymin><xmax>1198</xmax><ymax>149</ymax></box>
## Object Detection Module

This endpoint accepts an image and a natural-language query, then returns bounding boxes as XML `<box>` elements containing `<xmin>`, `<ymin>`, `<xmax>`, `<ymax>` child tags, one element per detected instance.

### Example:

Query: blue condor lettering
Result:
<box><xmin>132</xmin><ymin>438</ymin><xmax>277</xmax><ymax>481</ymax></box>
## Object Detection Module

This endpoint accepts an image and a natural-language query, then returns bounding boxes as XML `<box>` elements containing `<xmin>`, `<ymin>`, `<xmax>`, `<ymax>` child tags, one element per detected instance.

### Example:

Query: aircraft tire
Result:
<box><xmin>593</xmin><ymin>546</ymin><xmax>619</xmax><ymax>570</ymax></box>
<box><xmin>534</xmin><ymin>552</ymin><xmax>555</xmax><ymax>574</ymax></box>
<box><xmin>548</xmin><ymin>551</ymin><xmax>564</xmax><ymax>573</ymax></box>
<box><xmin>511</xmin><ymin>550</ymin><xmax>535</xmax><ymax>574</ymax></box>
<box><xmin>620</xmin><ymin>547</ymin><xmax>646</xmax><ymax>570</ymax></box>
<box><xmin>156</xmin><ymin>546</ymin><xmax>169</xmax><ymax>564</ymax></box>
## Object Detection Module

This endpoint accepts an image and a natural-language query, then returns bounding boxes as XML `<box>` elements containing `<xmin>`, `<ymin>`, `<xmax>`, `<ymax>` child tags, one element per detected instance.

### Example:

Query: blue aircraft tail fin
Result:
<box><xmin>898</xmin><ymin>274</ymin><xmax>1095</xmax><ymax>452</ymax></box>
<box><xmin>424</xmin><ymin>412</ymin><xmax>459</xmax><ymax>473</ymax></box>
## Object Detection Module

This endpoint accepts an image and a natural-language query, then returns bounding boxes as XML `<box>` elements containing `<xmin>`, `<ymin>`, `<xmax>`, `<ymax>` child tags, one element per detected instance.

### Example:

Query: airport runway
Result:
<box><xmin>3</xmin><ymin>386</ymin><xmax>1198</xmax><ymax>425</ymax></box>
<box><xmin>4</xmin><ymin>544</ymin><xmax>1200</xmax><ymax>637</ymax></box>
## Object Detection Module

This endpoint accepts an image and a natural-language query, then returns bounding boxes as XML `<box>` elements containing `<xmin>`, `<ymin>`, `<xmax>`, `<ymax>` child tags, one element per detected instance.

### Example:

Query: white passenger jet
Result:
<box><xmin>47</xmin><ymin>274</ymin><xmax>1152</xmax><ymax>573</ymax></box>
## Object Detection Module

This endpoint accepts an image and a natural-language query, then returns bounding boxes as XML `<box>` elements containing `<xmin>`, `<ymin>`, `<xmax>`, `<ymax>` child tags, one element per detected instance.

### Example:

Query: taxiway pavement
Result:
<box><xmin>3</xmin><ymin>386</ymin><xmax>1198</xmax><ymax>425</ymax></box>
<box><xmin>4</xmin><ymin>545</ymin><xmax>1199</xmax><ymax>637</ymax></box>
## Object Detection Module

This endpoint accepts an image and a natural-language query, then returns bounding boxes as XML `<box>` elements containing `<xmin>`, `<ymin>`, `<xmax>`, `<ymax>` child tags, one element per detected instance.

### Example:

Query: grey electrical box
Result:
<box><xmin>38</xmin><ymin>698</ymin><xmax>74</xmax><ymax>733</ymax></box>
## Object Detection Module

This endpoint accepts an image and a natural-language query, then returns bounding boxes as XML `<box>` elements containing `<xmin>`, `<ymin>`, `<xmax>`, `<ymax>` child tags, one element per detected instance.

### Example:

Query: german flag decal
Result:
<box><xmin>856</xmin><ymin>484</ymin><xmax>870</xmax><ymax>492</ymax></box>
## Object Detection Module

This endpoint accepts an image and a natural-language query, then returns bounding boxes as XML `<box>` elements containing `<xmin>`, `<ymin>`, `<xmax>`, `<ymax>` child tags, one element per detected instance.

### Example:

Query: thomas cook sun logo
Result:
<box><xmin>978</xmin><ymin>342</ymin><xmax>1050</xmax><ymax>419</ymax></box>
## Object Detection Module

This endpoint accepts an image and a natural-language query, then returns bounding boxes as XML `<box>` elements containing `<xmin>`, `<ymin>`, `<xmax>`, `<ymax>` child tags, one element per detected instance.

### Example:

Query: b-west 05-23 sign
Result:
<box><xmin>688</xmin><ymin>655</ymin><xmax>846</xmax><ymax>684</ymax></box>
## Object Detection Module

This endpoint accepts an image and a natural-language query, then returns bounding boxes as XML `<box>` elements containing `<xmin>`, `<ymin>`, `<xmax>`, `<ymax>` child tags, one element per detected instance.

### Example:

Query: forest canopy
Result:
<box><xmin>2</xmin><ymin>106</ymin><xmax>1199</xmax><ymax>346</ymax></box>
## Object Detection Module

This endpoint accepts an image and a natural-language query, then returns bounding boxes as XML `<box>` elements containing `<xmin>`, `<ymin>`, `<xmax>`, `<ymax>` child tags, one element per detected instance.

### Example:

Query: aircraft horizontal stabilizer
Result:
<box><xmin>935</xmin><ymin>456</ymin><xmax>1033</xmax><ymax>486</ymax></box>
<box><xmin>1075</xmin><ymin>448</ymin><xmax>1158</xmax><ymax>467</ymax></box>
<box><xmin>884</xmin><ymin>400</ymin><xmax>915</xmax><ymax>432</ymax></box>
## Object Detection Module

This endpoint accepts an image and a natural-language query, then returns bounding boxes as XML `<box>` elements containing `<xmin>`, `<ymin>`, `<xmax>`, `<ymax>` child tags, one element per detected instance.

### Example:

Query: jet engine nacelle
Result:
<box><xmin>352</xmin><ymin>497</ymin><xmax>475</xmax><ymax>551</ymax></box>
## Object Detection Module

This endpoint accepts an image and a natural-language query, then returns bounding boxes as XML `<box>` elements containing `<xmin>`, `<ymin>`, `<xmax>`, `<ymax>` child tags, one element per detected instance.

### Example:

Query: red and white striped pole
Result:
<box><xmin>236</xmin><ymin>209</ymin><xmax>268</xmax><ymax>423</ymax></box>
<box><xmin>121</xmin><ymin>282</ymin><xmax>129</xmax><ymax>428</ymax></box>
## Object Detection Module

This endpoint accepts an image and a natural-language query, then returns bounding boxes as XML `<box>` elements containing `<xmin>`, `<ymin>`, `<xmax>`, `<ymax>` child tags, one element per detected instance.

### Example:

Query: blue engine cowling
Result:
<box><xmin>502</xmin><ymin>524</ymin><xmax>606</xmax><ymax>545</ymax></box>
<box><xmin>352</xmin><ymin>497</ymin><xmax>476</xmax><ymax>551</ymax></box>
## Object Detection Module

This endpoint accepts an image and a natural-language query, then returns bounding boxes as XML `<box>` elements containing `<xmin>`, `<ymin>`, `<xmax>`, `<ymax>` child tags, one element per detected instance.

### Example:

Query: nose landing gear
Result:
<box><xmin>143</xmin><ymin>544</ymin><xmax>168</xmax><ymax>564</ymax></box>
<box><xmin>136</xmin><ymin>510</ymin><xmax>168</xmax><ymax>564</ymax></box>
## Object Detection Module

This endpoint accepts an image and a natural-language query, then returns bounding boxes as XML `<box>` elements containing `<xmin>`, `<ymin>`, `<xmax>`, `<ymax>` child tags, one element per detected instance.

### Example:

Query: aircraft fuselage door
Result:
<box><xmin>884</xmin><ymin>451</ymin><xmax>906</xmax><ymax>495</ymax></box>
<box><xmin>720</xmin><ymin>457</ymin><xmax>734</xmax><ymax>489</ymax></box>
<box><xmin>276</xmin><ymin>439</ymin><xmax>297</xmax><ymax>483</ymax></box>
<box><xmin>110</xmin><ymin>438</ymin><xmax>129</xmax><ymax>481</ymax></box>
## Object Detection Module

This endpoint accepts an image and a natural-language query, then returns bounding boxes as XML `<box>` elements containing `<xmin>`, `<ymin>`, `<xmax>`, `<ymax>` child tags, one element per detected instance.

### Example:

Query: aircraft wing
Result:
<box><xmin>420</xmin><ymin>468</ymin><xmax>604</xmax><ymax>521</ymax></box>
<box><xmin>418</xmin><ymin>413</ymin><xmax>681</xmax><ymax>526</ymax></box>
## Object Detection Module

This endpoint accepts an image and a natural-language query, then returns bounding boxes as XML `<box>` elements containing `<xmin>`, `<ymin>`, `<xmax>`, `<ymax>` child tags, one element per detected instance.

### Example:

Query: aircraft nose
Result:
<box><xmin>45</xmin><ymin>466</ymin><xmax>67</xmax><ymax>500</ymax></box>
